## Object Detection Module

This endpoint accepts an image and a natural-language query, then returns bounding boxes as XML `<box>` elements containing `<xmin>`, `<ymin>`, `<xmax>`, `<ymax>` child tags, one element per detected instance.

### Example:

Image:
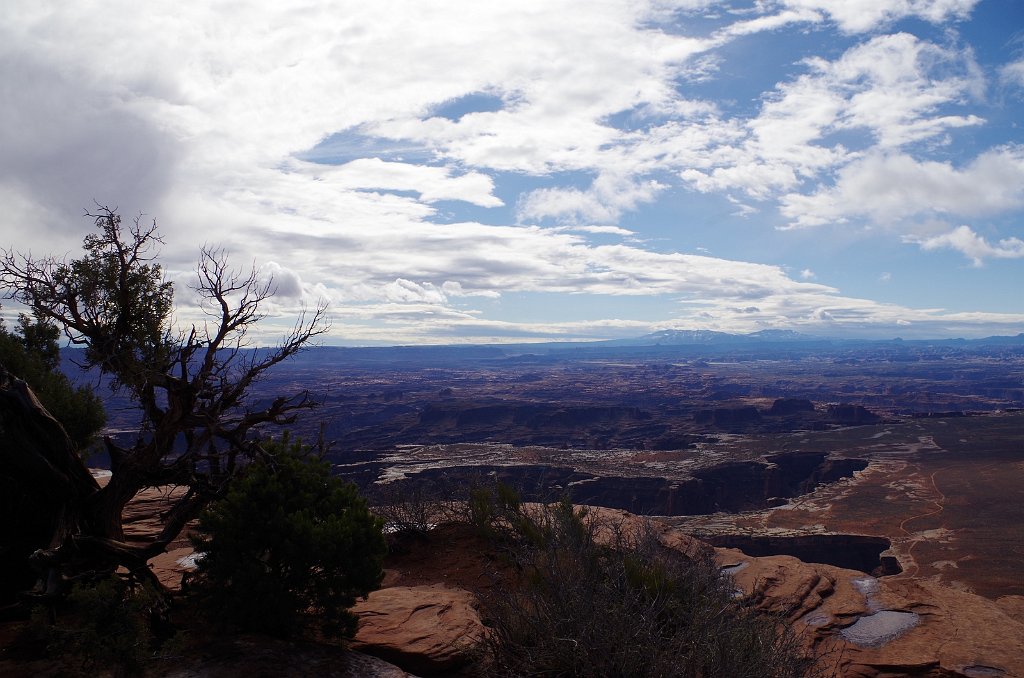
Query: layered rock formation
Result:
<box><xmin>827</xmin><ymin>403</ymin><xmax>882</xmax><ymax>424</ymax></box>
<box><xmin>719</xmin><ymin>548</ymin><xmax>1024</xmax><ymax>678</ymax></box>
<box><xmin>345</xmin><ymin>512</ymin><xmax>1024</xmax><ymax>677</ymax></box>
<box><xmin>586</xmin><ymin>506</ymin><xmax>1023</xmax><ymax>676</ymax></box>
<box><xmin>350</xmin><ymin>584</ymin><xmax>486</xmax><ymax>675</ymax></box>
<box><xmin>118</xmin><ymin>480</ymin><xmax>1024</xmax><ymax>677</ymax></box>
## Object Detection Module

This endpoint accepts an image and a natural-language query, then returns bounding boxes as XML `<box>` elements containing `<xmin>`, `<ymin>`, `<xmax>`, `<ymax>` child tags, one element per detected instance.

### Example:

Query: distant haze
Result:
<box><xmin>2</xmin><ymin>1</ymin><xmax>1023</xmax><ymax>345</ymax></box>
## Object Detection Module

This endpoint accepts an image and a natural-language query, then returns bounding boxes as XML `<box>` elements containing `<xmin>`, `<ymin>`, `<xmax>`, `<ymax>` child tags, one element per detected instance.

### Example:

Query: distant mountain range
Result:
<box><xmin>59</xmin><ymin>330</ymin><xmax>1024</xmax><ymax>374</ymax></box>
<box><xmin>269</xmin><ymin>330</ymin><xmax>1024</xmax><ymax>365</ymax></box>
<box><xmin>603</xmin><ymin>329</ymin><xmax>1024</xmax><ymax>347</ymax></box>
<box><xmin>606</xmin><ymin>329</ymin><xmax>819</xmax><ymax>346</ymax></box>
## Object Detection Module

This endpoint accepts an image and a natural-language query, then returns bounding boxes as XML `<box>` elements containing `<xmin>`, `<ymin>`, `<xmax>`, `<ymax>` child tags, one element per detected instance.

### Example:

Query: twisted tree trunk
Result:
<box><xmin>0</xmin><ymin>367</ymin><xmax>140</xmax><ymax>606</ymax></box>
<box><xmin>1</xmin><ymin>208</ymin><xmax>328</xmax><ymax>610</ymax></box>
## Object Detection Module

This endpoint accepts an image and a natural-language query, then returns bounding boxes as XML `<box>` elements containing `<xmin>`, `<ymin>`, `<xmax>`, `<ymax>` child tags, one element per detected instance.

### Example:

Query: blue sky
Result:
<box><xmin>2</xmin><ymin>0</ymin><xmax>1023</xmax><ymax>343</ymax></box>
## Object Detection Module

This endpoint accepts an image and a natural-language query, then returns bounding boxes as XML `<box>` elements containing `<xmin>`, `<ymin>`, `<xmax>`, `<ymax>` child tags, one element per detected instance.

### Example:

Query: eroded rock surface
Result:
<box><xmin>107</xmin><ymin>469</ymin><xmax>1024</xmax><ymax>678</ymax></box>
<box><xmin>715</xmin><ymin>546</ymin><xmax>1024</xmax><ymax>678</ymax></box>
<box><xmin>351</xmin><ymin>584</ymin><xmax>485</xmax><ymax>675</ymax></box>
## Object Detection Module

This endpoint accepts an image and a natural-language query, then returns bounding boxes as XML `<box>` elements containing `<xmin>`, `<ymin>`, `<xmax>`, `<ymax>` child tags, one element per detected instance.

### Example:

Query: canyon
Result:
<box><xmin>47</xmin><ymin>335</ymin><xmax>1024</xmax><ymax>676</ymax></box>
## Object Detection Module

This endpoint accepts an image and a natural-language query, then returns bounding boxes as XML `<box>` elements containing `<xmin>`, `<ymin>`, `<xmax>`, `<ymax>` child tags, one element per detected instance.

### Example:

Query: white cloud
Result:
<box><xmin>718</xmin><ymin>7</ymin><xmax>823</xmax><ymax>37</ymax></box>
<box><xmin>1001</xmin><ymin>59</ymin><xmax>1024</xmax><ymax>89</ymax></box>
<box><xmin>681</xmin><ymin>33</ymin><xmax>984</xmax><ymax>200</ymax></box>
<box><xmin>907</xmin><ymin>225</ymin><xmax>1024</xmax><ymax>266</ymax></box>
<box><xmin>260</xmin><ymin>262</ymin><xmax>304</xmax><ymax>299</ymax></box>
<box><xmin>824</xmin><ymin>34</ymin><xmax>984</xmax><ymax>148</ymax></box>
<box><xmin>780</xmin><ymin>0</ymin><xmax>979</xmax><ymax>33</ymax></box>
<box><xmin>307</xmin><ymin>158</ymin><xmax>501</xmax><ymax>207</ymax></box>
<box><xmin>381</xmin><ymin>279</ymin><xmax>450</xmax><ymax>305</ymax></box>
<box><xmin>800</xmin><ymin>269</ymin><xmax>816</xmax><ymax>279</ymax></box>
<box><xmin>570</xmin><ymin>225</ymin><xmax>636</xmax><ymax>236</ymax></box>
<box><xmin>517</xmin><ymin>173</ymin><xmax>665</xmax><ymax>224</ymax></box>
<box><xmin>440</xmin><ymin>280</ymin><xmax>501</xmax><ymax>299</ymax></box>
<box><xmin>781</xmin><ymin>146</ymin><xmax>1024</xmax><ymax>228</ymax></box>
<box><xmin>0</xmin><ymin>0</ymin><xmax>1018</xmax><ymax>344</ymax></box>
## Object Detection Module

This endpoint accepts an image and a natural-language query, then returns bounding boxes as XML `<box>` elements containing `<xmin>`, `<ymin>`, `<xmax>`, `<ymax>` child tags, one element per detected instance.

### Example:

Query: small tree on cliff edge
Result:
<box><xmin>189</xmin><ymin>436</ymin><xmax>386</xmax><ymax>639</ymax></box>
<box><xmin>0</xmin><ymin>206</ymin><xmax>328</xmax><ymax>602</ymax></box>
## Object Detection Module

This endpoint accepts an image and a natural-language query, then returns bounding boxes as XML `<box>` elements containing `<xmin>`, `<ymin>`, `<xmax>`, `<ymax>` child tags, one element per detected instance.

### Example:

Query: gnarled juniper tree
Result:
<box><xmin>0</xmin><ymin>207</ymin><xmax>327</xmax><ymax>603</ymax></box>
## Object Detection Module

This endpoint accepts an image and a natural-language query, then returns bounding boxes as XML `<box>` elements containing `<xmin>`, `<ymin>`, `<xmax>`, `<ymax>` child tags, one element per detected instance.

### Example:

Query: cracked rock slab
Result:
<box><xmin>351</xmin><ymin>584</ymin><xmax>485</xmax><ymax>675</ymax></box>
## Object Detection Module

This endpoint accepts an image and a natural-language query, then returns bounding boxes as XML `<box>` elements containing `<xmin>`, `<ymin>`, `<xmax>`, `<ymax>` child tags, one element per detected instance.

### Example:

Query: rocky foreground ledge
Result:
<box><xmin>718</xmin><ymin>545</ymin><xmax>1024</xmax><ymax>678</ymax></box>
<box><xmin>16</xmin><ymin>484</ymin><xmax>1019</xmax><ymax>678</ymax></box>
<box><xmin>593</xmin><ymin>508</ymin><xmax>1023</xmax><ymax>678</ymax></box>
<box><xmin>137</xmin><ymin>502</ymin><xmax>1024</xmax><ymax>678</ymax></box>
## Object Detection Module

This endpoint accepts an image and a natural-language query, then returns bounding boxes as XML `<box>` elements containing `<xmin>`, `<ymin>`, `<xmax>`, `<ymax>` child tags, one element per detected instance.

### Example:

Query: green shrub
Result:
<box><xmin>189</xmin><ymin>437</ymin><xmax>386</xmax><ymax>639</ymax></box>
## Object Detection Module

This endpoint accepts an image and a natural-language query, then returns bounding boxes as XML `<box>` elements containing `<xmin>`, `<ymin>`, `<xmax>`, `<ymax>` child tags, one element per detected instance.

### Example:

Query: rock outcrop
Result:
<box><xmin>768</xmin><ymin>398</ymin><xmax>816</xmax><ymax>416</ymax></box>
<box><xmin>584</xmin><ymin>509</ymin><xmax>1024</xmax><ymax>676</ymax></box>
<box><xmin>717</xmin><ymin>547</ymin><xmax>1024</xmax><ymax>678</ymax></box>
<box><xmin>351</xmin><ymin>584</ymin><xmax>486</xmax><ymax>675</ymax></box>
<box><xmin>114</xmin><ymin>478</ymin><xmax>1024</xmax><ymax>678</ymax></box>
<box><xmin>827</xmin><ymin>403</ymin><xmax>881</xmax><ymax>424</ymax></box>
<box><xmin>147</xmin><ymin>546</ymin><xmax>199</xmax><ymax>589</ymax></box>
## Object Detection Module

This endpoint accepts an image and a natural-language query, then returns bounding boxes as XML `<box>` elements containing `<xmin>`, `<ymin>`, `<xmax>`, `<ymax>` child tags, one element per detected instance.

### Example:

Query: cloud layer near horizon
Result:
<box><xmin>2</xmin><ymin>0</ymin><xmax>1022</xmax><ymax>344</ymax></box>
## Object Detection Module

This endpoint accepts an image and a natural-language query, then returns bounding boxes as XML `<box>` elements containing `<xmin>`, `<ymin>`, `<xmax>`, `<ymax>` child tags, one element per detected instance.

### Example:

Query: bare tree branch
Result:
<box><xmin>0</xmin><ymin>207</ymin><xmax>329</xmax><ymax>598</ymax></box>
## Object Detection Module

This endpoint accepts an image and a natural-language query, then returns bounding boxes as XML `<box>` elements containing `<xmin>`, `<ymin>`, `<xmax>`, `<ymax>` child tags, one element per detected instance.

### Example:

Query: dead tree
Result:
<box><xmin>0</xmin><ymin>207</ymin><xmax>328</xmax><ymax>602</ymax></box>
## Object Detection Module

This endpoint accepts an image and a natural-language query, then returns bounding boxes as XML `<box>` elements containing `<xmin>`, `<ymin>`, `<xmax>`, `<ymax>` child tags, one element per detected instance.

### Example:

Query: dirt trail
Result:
<box><xmin>896</xmin><ymin>468</ymin><xmax>947</xmax><ymax>578</ymax></box>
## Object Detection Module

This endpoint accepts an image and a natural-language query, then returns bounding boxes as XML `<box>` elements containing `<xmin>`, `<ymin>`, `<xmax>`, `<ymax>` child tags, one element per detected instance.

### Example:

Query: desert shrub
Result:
<box><xmin>474</xmin><ymin>488</ymin><xmax>825</xmax><ymax>678</ymax></box>
<box><xmin>464</xmin><ymin>478</ymin><xmax>543</xmax><ymax>543</ymax></box>
<box><xmin>369</xmin><ymin>473</ymin><xmax>467</xmax><ymax>539</ymax></box>
<box><xmin>25</xmin><ymin>574</ymin><xmax>159</xmax><ymax>677</ymax></box>
<box><xmin>371</xmin><ymin>480</ymin><xmax>437</xmax><ymax>537</ymax></box>
<box><xmin>188</xmin><ymin>437</ymin><xmax>386</xmax><ymax>639</ymax></box>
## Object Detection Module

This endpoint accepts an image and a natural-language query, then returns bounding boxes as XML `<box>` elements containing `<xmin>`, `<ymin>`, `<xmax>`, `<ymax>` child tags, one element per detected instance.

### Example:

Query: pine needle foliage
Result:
<box><xmin>189</xmin><ymin>437</ymin><xmax>386</xmax><ymax>639</ymax></box>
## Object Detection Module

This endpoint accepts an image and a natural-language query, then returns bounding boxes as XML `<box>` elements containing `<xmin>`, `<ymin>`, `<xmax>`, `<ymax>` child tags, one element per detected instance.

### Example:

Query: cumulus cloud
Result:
<box><xmin>780</xmin><ymin>0</ymin><xmax>979</xmax><ymax>33</ymax></box>
<box><xmin>681</xmin><ymin>33</ymin><xmax>984</xmax><ymax>200</ymax></box>
<box><xmin>907</xmin><ymin>225</ymin><xmax>1024</xmax><ymax>266</ymax></box>
<box><xmin>781</xmin><ymin>146</ymin><xmax>1024</xmax><ymax>228</ymax></box>
<box><xmin>260</xmin><ymin>262</ymin><xmax>304</xmax><ymax>299</ymax></box>
<box><xmin>381</xmin><ymin>279</ymin><xmax>450</xmax><ymax>305</ymax></box>
<box><xmin>517</xmin><ymin>173</ymin><xmax>665</xmax><ymax>224</ymax></box>
<box><xmin>0</xmin><ymin>0</ymin><xmax>1018</xmax><ymax>343</ymax></box>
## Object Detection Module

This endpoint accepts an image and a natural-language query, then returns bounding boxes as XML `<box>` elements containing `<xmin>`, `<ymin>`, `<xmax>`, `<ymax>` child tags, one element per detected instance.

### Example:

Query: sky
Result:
<box><xmin>2</xmin><ymin>0</ymin><xmax>1024</xmax><ymax>345</ymax></box>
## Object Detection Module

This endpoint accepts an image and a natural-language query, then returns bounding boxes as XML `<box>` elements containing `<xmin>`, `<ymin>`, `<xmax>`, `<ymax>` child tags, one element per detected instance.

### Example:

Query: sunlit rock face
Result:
<box><xmin>121</xmin><ymin>467</ymin><xmax>1024</xmax><ymax>678</ymax></box>
<box><xmin>350</xmin><ymin>584</ymin><xmax>486</xmax><ymax>675</ymax></box>
<box><xmin>716</xmin><ymin>547</ymin><xmax>1024</xmax><ymax>678</ymax></box>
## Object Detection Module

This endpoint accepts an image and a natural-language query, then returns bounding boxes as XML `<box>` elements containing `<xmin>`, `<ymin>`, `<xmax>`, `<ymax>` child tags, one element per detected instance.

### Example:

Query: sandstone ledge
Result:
<box><xmin>716</xmin><ymin>547</ymin><xmax>1024</xmax><ymax>678</ymax></box>
<box><xmin>351</xmin><ymin>584</ymin><xmax>485</xmax><ymax>676</ymax></box>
